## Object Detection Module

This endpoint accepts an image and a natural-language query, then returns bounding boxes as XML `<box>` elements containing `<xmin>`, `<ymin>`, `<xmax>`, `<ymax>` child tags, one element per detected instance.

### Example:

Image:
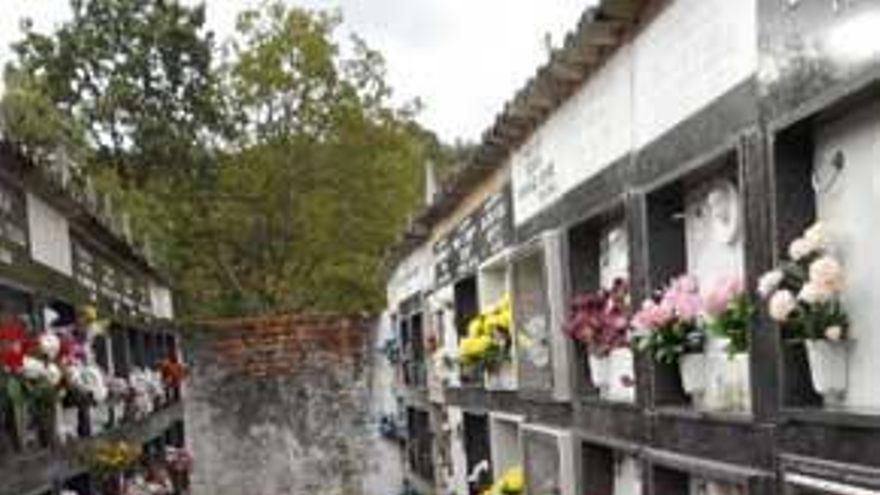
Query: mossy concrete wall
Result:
<box><xmin>184</xmin><ymin>314</ymin><xmax>398</xmax><ymax>495</ymax></box>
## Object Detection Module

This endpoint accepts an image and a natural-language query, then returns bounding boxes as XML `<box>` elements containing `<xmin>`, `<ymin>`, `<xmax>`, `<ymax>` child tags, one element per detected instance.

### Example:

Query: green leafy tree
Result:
<box><xmin>8</xmin><ymin>0</ymin><xmax>226</xmax><ymax>184</ymax></box>
<box><xmin>2</xmin><ymin>1</ymin><xmax>441</xmax><ymax>319</ymax></box>
<box><xmin>170</xmin><ymin>3</ymin><xmax>427</xmax><ymax>317</ymax></box>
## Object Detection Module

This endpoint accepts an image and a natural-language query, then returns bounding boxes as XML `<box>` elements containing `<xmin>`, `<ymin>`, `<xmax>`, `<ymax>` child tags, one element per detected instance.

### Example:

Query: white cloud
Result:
<box><xmin>0</xmin><ymin>0</ymin><xmax>594</xmax><ymax>142</ymax></box>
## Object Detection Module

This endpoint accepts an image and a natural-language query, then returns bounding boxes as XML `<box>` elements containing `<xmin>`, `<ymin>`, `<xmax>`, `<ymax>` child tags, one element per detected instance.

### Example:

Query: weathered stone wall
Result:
<box><xmin>184</xmin><ymin>314</ymin><xmax>381</xmax><ymax>495</ymax></box>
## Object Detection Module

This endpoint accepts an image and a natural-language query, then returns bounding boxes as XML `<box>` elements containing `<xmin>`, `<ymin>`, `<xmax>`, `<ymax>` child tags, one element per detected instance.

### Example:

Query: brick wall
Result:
<box><xmin>184</xmin><ymin>314</ymin><xmax>385</xmax><ymax>495</ymax></box>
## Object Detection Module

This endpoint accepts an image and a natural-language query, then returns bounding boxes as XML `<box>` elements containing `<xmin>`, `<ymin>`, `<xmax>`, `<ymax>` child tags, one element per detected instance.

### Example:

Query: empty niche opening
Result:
<box><xmin>645</xmin><ymin>151</ymin><xmax>750</xmax><ymax>413</ymax></box>
<box><xmin>463</xmin><ymin>412</ymin><xmax>493</xmax><ymax>495</ymax></box>
<box><xmin>774</xmin><ymin>98</ymin><xmax>880</xmax><ymax>411</ymax></box>
<box><xmin>567</xmin><ymin>207</ymin><xmax>635</xmax><ymax>402</ymax></box>
<box><xmin>582</xmin><ymin>442</ymin><xmax>642</xmax><ymax>495</ymax></box>
<box><xmin>407</xmin><ymin>407</ymin><xmax>435</xmax><ymax>483</ymax></box>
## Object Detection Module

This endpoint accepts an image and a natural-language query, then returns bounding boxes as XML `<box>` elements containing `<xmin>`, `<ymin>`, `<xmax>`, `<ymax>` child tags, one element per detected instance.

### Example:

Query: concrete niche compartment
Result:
<box><xmin>773</xmin><ymin>98</ymin><xmax>880</xmax><ymax>412</ymax></box>
<box><xmin>581</xmin><ymin>440</ymin><xmax>642</xmax><ymax>495</ymax></box>
<box><xmin>511</xmin><ymin>230</ymin><xmax>572</xmax><ymax>401</ymax></box>
<box><xmin>463</xmin><ymin>412</ymin><xmax>493</xmax><ymax>495</ymax></box>
<box><xmin>522</xmin><ymin>423</ymin><xmax>578</xmax><ymax>495</ymax></box>
<box><xmin>645</xmin><ymin>150</ymin><xmax>752</xmax><ymax>414</ymax></box>
<box><xmin>454</xmin><ymin>275</ymin><xmax>483</xmax><ymax>387</ymax></box>
<box><xmin>566</xmin><ymin>205</ymin><xmax>635</xmax><ymax>403</ymax></box>
<box><xmin>489</xmin><ymin>412</ymin><xmax>524</xmax><ymax>480</ymax></box>
<box><xmin>478</xmin><ymin>250</ymin><xmax>517</xmax><ymax>391</ymax></box>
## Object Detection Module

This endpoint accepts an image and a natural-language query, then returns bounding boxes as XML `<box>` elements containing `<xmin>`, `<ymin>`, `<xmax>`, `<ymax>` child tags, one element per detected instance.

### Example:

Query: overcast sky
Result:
<box><xmin>0</xmin><ymin>0</ymin><xmax>594</xmax><ymax>143</ymax></box>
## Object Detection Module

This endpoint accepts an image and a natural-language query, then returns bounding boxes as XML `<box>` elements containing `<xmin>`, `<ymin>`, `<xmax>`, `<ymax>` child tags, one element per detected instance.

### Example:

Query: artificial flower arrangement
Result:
<box><xmin>84</xmin><ymin>439</ymin><xmax>145</xmax><ymax>495</ymax></box>
<box><xmin>758</xmin><ymin>222</ymin><xmax>848</xmax><ymax>342</ymax></box>
<box><xmin>481</xmin><ymin>466</ymin><xmax>524</xmax><ymax>495</ymax></box>
<box><xmin>564</xmin><ymin>278</ymin><xmax>631</xmax><ymax>357</ymax></box>
<box><xmin>1</xmin><ymin>317</ymin><xmax>76</xmax><ymax>444</ymax></box>
<box><xmin>704</xmin><ymin>277</ymin><xmax>754</xmax><ymax>357</ymax></box>
<box><xmin>631</xmin><ymin>275</ymin><xmax>705</xmax><ymax>365</ymax></box>
<box><xmin>86</xmin><ymin>439</ymin><xmax>144</xmax><ymax>474</ymax></box>
<box><xmin>564</xmin><ymin>278</ymin><xmax>635</xmax><ymax>398</ymax></box>
<box><xmin>159</xmin><ymin>358</ymin><xmax>186</xmax><ymax>388</ymax></box>
<box><xmin>458</xmin><ymin>294</ymin><xmax>513</xmax><ymax>372</ymax></box>
<box><xmin>757</xmin><ymin>222</ymin><xmax>850</xmax><ymax>400</ymax></box>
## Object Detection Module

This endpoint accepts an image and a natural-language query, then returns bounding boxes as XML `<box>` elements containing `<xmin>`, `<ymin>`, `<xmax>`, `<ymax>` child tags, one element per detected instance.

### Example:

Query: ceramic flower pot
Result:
<box><xmin>588</xmin><ymin>354</ymin><xmax>610</xmax><ymax>391</ymax></box>
<box><xmin>804</xmin><ymin>339</ymin><xmax>849</xmax><ymax>404</ymax></box>
<box><xmin>485</xmin><ymin>360</ymin><xmax>516</xmax><ymax>390</ymax></box>
<box><xmin>606</xmin><ymin>348</ymin><xmax>635</xmax><ymax>403</ymax></box>
<box><xmin>678</xmin><ymin>353</ymin><xmax>707</xmax><ymax>399</ymax></box>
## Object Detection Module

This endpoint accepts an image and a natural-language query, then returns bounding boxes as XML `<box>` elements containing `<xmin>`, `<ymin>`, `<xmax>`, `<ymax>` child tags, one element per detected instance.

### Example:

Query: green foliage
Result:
<box><xmin>634</xmin><ymin>320</ymin><xmax>704</xmax><ymax>365</ymax></box>
<box><xmin>706</xmin><ymin>294</ymin><xmax>754</xmax><ymax>357</ymax></box>
<box><xmin>9</xmin><ymin>0</ymin><xmax>227</xmax><ymax>183</ymax></box>
<box><xmin>3</xmin><ymin>0</ymin><xmax>436</xmax><ymax>319</ymax></box>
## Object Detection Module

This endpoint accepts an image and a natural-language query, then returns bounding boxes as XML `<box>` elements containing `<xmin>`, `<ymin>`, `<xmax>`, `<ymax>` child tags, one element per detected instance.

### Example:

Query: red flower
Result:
<box><xmin>0</xmin><ymin>318</ymin><xmax>28</xmax><ymax>372</ymax></box>
<box><xmin>0</xmin><ymin>318</ymin><xmax>27</xmax><ymax>342</ymax></box>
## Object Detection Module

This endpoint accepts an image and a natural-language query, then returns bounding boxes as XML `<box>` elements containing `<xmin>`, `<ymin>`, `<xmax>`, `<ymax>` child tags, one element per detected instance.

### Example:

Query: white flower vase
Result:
<box><xmin>485</xmin><ymin>360</ymin><xmax>516</xmax><ymax>390</ymax></box>
<box><xmin>805</xmin><ymin>339</ymin><xmax>849</xmax><ymax>405</ymax></box>
<box><xmin>678</xmin><ymin>353</ymin><xmax>707</xmax><ymax>400</ymax></box>
<box><xmin>58</xmin><ymin>406</ymin><xmax>78</xmax><ymax>444</ymax></box>
<box><xmin>705</xmin><ymin>352</ymin><xmax>751</xmax><ymax>413</ymax></box>
<box><xmin>588</xmin><ymin>354</ymin><xmax>610</xmax><ymax>392</ymax></box>
<box><xmin>606</xmin><ymin>348</ymin><xmax>636</xmax><ymax>403</ymax></box>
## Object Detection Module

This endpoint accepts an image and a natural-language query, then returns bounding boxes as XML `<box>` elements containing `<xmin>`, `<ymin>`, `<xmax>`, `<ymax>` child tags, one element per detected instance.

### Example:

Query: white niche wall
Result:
<box><xmin>489</xmin><ymin>412</ymin><xmax>523</xmax><ymax>480</ymax></box>
<box><xmin>600</xmin><ymin>223</ymin><xmax>635</xmax><ymax>403</ymax></box>
<box><xmin>683</xmin><ymin>177</ymin><xmax>749</xmax><ymax>413</ymax></box>
<box><xmin>813</xmin><ymin>100</ymin><xmax>880</xmax><ymax>409</ymax></box>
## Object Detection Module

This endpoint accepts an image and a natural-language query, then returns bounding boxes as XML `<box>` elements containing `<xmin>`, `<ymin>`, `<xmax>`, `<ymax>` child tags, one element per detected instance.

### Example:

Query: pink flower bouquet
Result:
<box><xmin>632</xmin><ymin>275</ymin><xmax>705</xmax><ymax>364</ymax></box>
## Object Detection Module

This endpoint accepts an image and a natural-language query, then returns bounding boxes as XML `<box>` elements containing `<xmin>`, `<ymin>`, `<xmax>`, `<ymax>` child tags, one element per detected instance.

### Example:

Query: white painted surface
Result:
<box><xmin>363</xmin><ymin>311</ymin><xmax>405</xmax><ymax>495</ymax></box>
<box><xmin>489</xmin><ymin>413</ymin><xmax>523</xmax><ymax>479</ymax></box>
<box><xmin>632</xmin><ymin>0</ymin><xmax>757</xmax><ymax>147</ymax></box>
<box><xmin>447</xmin><ymin>406</ymin><xmax>470</xmax><ymax>495</ymax></box>
<box><xmin>150</xmin><ymin>283</ymin><xmax>174</xmax><ymax>320</ymax></box>
<box><xmin>522</xmin><ymin>424</ymin><xmax>578</xmax><ymax>495</ymax></box>
<box><xmin>684</xmin><ymin>180</ymin><xmax>744</xmax><ymax>294</ymax></box>
<box><xmin>387</xmin><ymin>245</ymin><xmax>433</xmax><ymax>307</ymax></box>
<box><xmin>814</xmin><ymin>100</ymin><xmax>880</xmax><ymax>409</ymax></box>
<box><xmin>600</xmin><ymin>223</ymin><xmax>629</xmax><ymax>289</ymax></box>
<box><xmin>614</xmin><ymin>455</ymin><xmax>642</xmax><ymax>495</ymax></box>
<box><xmin>512</xmin><ymin>47</ymin><xmax>633</xmax><ymax>225</ymax></box>
<box><xmin>684</xmin><ymin>179</ymin><xmax>748</xmax><ymax>412</ymax></box>
<box><xmin>26</xmin><ymin>193</ymin><xmax>73</xmax><ymax>276</ymax></box>
<box><xmin>512</xmin><ymin>0</ymin><xmax>758</xmax><ymax>225</ymax></box>
<box><xmin>428</xmin><ymin>285</ymin><xmax>460</xmax><ymax>392</ymax></box>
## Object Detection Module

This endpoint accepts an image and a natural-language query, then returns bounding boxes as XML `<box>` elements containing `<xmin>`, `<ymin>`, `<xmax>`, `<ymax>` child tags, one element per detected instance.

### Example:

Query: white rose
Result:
<box><xmin>21</xmin><ymin>357</ymin><xmax>48</xmax><ymax>380</ymax></box>
<box><xmin>788</xmin><ymin>237</ymin><xmax>816</xmax><ymax>261</ymax></box>
<box><xmin>798</xmin><ymin>282</ymin><xmax>833</xmax><ymax>304</ymax></box>
<box><xmin>809</xmin><ymin>256</ymin><xmax>844</xmax><ymax>292</ymax></box>
<box><xmin>45</xmin><ymin>363</ymin><xmax>62</xmax><ymax>387</ymax></box>
<box><xmin>39</xmin><ymin>333</ymin><xmax>61</xmax><ymax>360</ymax></box>
<box><xmin>758</xmin><ymin>270</ymin><xmax>784</xmax><ymax>298</ymax></box>
<box><xmin>804</xmin><ymin>222</ymin><xmax>827</xmax><ymax>250</ymax></box>
<box><xmin>768</xmin><ymin>290</ymin><xmax>797</xmax><ymax>322</ymax></box>
<box><xmin>824</xmin><ymin>325</ymin><xmax>843</xmax><ymax>341</ymax></box>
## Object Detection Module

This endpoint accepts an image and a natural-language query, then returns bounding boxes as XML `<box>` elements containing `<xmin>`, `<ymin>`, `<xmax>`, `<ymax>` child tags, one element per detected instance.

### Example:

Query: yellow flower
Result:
<box><xmin>468</xmin><ymin>315</ymin><xmax>487</xmax><ymax>338</ymax></box>
<box><xmin>500</xmin><ymin>467</ymin><xmax>524</xmax><ymax>494</ymax></box>
<box><xmin>459</xmin><ymin>335</ymin><xmax>492</xmax><ymax>363</ymax></box>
